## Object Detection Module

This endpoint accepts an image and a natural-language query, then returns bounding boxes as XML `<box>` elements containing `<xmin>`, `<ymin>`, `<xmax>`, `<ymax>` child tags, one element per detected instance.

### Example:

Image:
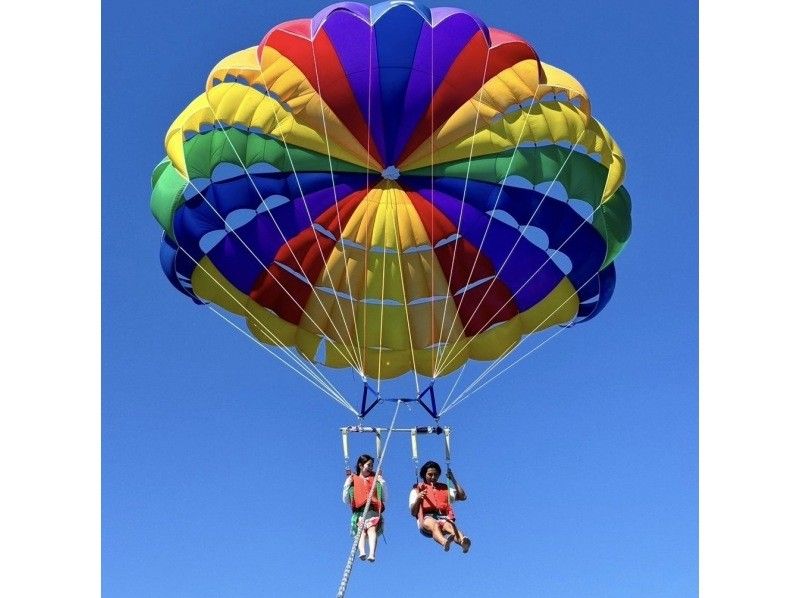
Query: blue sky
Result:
<box><xmin>11</xmin><ymin>2</ymin><xmax>800</xmax><ymax>596</ymax></box>
<box><xmin>98</xmin><ymin>1</ymin><xmax>697</xmax><ymax>596</ymax></box>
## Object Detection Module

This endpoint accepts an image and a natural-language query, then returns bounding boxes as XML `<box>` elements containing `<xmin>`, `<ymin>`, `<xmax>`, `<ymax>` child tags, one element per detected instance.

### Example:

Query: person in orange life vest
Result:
<box><xmin>342</xmin><ymin>454</ymin><xmax>387</xmax><ymax>562</ymax></box>
<box><xmin>408</xmin><ymin>460</ymin><xmax>471</xmax><ymax>553</ymax></box>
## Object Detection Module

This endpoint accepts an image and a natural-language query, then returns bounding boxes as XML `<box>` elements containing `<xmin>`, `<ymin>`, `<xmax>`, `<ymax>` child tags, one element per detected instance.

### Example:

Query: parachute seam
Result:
<box><xmin>441</xmin><ymin>263</ymin><xmax>608</xmax><ymax>415</ymax></box>
<box><xmin>392</xmin><ymin>188</ymin><xmax>421</xmax><ymax>395</ymax></box>
<box><xmin>176</xmin><ymin>162</ymin><xmax>362</xmax><ymax>373</ymax></box>
<box><xmin>203</xmin><ymin>73</ymin><xmax>366</xmax><ymax>372</ymax></box>
<box><xmin>439</xmin><ymin>186</ymin><xmax>617</xmax><ymax>414</ymax></box>
<box><xmin>433</xmin><ymin>79</ymin><xmax>545</xmax><ymax>376</ymax></box>
<box><xmin>431</xmin><ymin>49</ymin><xmax>492</xmax><ymax>377</ymax></box>
<box><xmin>310</xmin><ymin>37</ymin><xmax>367</xmax><ymax>375</ymax></box>
<box><xmin>436</xmin><ymin>129</ymin><xmax>588</xmax><ymax>377</ymax></box>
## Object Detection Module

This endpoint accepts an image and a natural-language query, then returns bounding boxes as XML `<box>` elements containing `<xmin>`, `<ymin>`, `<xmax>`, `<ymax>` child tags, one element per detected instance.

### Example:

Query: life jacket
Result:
<box><xmin>415</xmin><ymin>482</ymin><xmax>455</xmax><ymax>522</ymax></box>
<box><xmin>350</xmin><ymin>474</ymin><xmax>384</xmax><ymax>513</ymax></box>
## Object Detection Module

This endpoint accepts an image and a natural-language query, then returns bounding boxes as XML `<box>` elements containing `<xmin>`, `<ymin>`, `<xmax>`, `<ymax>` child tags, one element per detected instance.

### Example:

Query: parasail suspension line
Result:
<box><xmin>336</xmin><ymin>400</ymin><xmax>402</xmax><ymax>598</ymax></box>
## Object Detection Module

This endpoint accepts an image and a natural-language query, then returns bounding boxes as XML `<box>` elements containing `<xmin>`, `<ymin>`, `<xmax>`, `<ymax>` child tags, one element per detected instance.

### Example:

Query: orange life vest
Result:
<box><xmin>350</xmin><ymin>474</ymin><xmax>384</xmax><ymax>513</ymax></box>
<box><xmin>416</xmin><ymin>482</ymin><xmax>454</xmax><ymax>521</ymax></box>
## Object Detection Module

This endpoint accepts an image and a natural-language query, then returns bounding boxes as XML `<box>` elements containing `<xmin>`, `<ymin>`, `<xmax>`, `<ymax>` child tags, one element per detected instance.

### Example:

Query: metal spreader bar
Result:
<box><xmin>357</xmin><ymin>382</ymin><xmax>439</xmax><ymax>419</ymax></box>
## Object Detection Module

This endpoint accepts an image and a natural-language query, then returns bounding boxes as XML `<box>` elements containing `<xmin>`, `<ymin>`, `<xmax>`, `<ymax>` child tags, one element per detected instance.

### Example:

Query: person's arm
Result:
<box><xmin>342</xmin><ymin>475</ymin><xmax>353</xmax><ymax>504</ymax></box>
<box><xmin>446</xmin><ymin>469</ymin><xmax>467</xmax><ymax>501</ymax></box>
<box><xmin>409</xmin><ymin>486</ymin><xmax>425</xmax><ymax>518</ymax></box>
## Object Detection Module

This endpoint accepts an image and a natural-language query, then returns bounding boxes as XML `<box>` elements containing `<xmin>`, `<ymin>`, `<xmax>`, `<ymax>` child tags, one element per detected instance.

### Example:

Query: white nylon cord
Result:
<box><xmin>435</xmin><ymin>157</ymin><xmax>601</xmax><ymax>378</ymax></box>
<box><xmin>336</xmin><ymin>400</ymin><xmax>402</xmax><ymax>598</ymax></box>
<box><xmin>173</xmin><ymin>242</ymin><xmax>354</xmax><ymax>412</ymax></box>
<box><xmin>431</xmin><ymin>52</ymin><xmax>491</xmax><ymax>374</ymax></box>
<box><xmin>433</xmin><ymin>86</ymin><xmax>548</xmax><ymax>376</ymax></box>
<box><xmin>204</xmin><ymin>107</ymin><xmax>365</xmax><ymax>373</ymax></box>
<box><xmin>440</xmin><ymin>217</ymin><xmax>614</xmax><ymax>416</ymax></box>
<box><xmin>376</xmin><ymin>203</ymin><xmax>389</xmax><ymax>392</ymax></box>
<box><xmin>391</xmin><ymin>188</ymin><xmax>422</xmax><ymax>395</ymax></box>
<box><xmin>176</xmin><ymin>169</ymin><xmax>361</xmax><ymax>372</ymax></box>
<box><xmin>442</xmin><ymin>324</ymin><xmax>572</xmax><ymax>416</ymax></box>
<box><xmin>310</xmin><ymin>41</ymin><xmax>366</xmax><ymax>374</ymax></box>
<box><xmin>206</xmin><ymin>306</ymin><xmax>356</xmax><ymax>413</ymax></box>
<box><xmin>435</xmin><ymin>131</ymin><xmax>586</xmax><ymax>375</ymax></box>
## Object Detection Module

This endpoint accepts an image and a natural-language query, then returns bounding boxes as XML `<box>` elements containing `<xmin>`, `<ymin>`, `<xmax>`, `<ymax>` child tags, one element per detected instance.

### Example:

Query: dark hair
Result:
<box><xmin>355</xmin><ymin>454</ymin><xmax>374</xmax><ymax>476</ymax></box>
<box><xmin>419</xmin><ymin>460</ymin><xmax>441</xmax><ymax>480</ymax></box>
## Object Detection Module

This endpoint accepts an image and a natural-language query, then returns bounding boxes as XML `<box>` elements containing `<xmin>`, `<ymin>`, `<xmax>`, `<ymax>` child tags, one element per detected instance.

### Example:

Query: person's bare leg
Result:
<box><xmin>442</xmin><ymin>520</ymin><xmax>463</xmax><ymax>543</ymax></box>
<box><xmin>366</xmin><ymin>526</ymin><xmax>377</xmax><ymax>561</ymax></box>
<box><xmin>423</xmin><ymin>518</ymin><xmax>453</xmax><ymax>550</ymax></box>
<box><xmin>358</xmin><ymin>528</ymin><xmax>367</xmax><ymax>559</ymax></box>
<box><xmin>442</xmin><ymin>520</ymin><xmax>470</xmax><ymax>553</ymax></box>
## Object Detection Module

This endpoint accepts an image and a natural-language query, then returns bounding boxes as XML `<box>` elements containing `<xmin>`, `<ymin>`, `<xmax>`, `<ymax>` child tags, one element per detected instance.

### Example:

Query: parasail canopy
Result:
<box><xmin>151</xmin><ymin>0</ymin><xmax>632</xmax><ymax>387</ymax></box>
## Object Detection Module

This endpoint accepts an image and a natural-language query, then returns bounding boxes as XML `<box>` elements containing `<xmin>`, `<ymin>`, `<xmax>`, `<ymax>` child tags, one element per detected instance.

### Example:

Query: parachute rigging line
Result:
<box><xmin>440</xmin><ymin>232</ymin><xmax>613</xmax><ymax>416</ymax></box>
<box><xmin>431</xmin><ymin>50</ymin><xmax>492</xmax><ymax>377</ymax></box>
<box><xmin>205</xmin><ymin>101</ymin><xmax>365</xmax><ymax>374</ymax></box>
<box><xmin>442</xmin><ymin>323</ymin><xmax>573</xmax><ymax>415</ymax></box>
<box><xmin>336</xmin><ymin>399</ymin><xmax>402</xmax><ymax>598</ymax></box>
<box><xmin>206</xmin><ymin>305</ymin><xmax>355</xmax><ymax>413</ymax></box>
<box><xmin>392</xmin><ymin>186</ymin><xmax>422</xmax><ymax>395</ymax></box>
<box><xmin>435</xmin><ymin>162</ymin><xmax>606</xmax><ymax>381</ymax></box>
<box><xmin>175</xmin><ymin>167</ymin><xmax>364</xmax><ymax>374</ymax></box>
<box><xmin>310</xmin><ymin>39</ymin><xmax>366</xmax><ymax>373</ymax></box>
<box><xmin>433</xmin><ymin>77</ymin><xmax>546</xmax><ymax>377</ymax></box>
<box><xmin>174</xmin><ymin>240</ymin><xmax>355</xmax><ymax>412</ymax></box>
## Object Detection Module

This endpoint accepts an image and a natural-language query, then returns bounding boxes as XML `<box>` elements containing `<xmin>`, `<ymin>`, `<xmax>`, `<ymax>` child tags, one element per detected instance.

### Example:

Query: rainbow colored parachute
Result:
<box><xmin>151</xmin><ymin>1</ymin><xmax>631</xmax><ymax>383</ymax></box>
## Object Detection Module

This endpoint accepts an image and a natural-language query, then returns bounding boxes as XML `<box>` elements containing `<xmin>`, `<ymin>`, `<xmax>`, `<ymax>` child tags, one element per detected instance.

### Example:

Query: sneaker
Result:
<box><xmin>461</xmin><ymin>537</ymin><xmax>471</xmax><ymax>554</ymax></box>
<box><xmin>443</xmin><ymin>534</ymin><xmax>454</xmax><ymax>552</ymax></box>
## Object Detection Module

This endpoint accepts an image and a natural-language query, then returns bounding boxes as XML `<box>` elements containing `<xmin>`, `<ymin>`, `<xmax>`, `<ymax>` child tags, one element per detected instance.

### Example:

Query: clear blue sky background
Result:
<box><xmin>102</xmin><ymin>1</ymin><xmax>697</xmax><ymax>596</ymax></box>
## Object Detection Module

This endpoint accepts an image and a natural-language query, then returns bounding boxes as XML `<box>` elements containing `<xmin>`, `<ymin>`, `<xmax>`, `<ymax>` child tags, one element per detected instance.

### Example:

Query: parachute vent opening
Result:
<box><xmin>486</xmin><ymin>209</ymin><xmax>519</xmax><ymax>228</ymax></box>
<box><xmin>404</xmin><ymin>244</ymin><xmax>433</xmax><ymax>255</ymax></box>
<box><xmin>477</xmin><ymin>319</ymin><xmax>513</xmax><ymax>335</ymax></box>
<box><xmin>408</xmin><ymin>295</ymin><xmax>445</xmax><ymax>306</ymax></box>
<box><xmin>569</xmin><ymin>198</ymin><xmax>595</xmax><ymax>223</ymax></box>
<box><xmin>434</xmin><ymin>233</ymin><xmax>460</xmax><ymax>248</ymax></box>
<box><xmin>381</xmin><ymin>165</ymin><xmax>401</xmax><ymax>180</ymax></box>
<box><xmin>248</xmin><ymin>162</ymin><xmax>281</xmax><ymax>175</ymax></box>
<box><xmin>275</xmin><ymin>261</ymin><xmax>312</xmax><ymax>285</ymax></box>
<box><xmin>491</xmin><ymin>97</ymin><xmax>536</xmax><ymax>122</ymax></box>
<box><xmin>224</xmin><ymin>208</ymin><xmax>257</xmax><ymax>230</ymax></box>
<box><xmin>317</xmin><ymin>286</ymin><xmax>357</xmax><ymax>302</ymax></box>
<box><xmin>367</xmin><ymin>245</ymin><xmax>399</xmax><ymax>255</ymax></box>
<box><xmin>257</xmin><ymin>194</ymin><xmax>290</xmax><ymax>212</ymax></box>
<box><xmin>340</xmin><ymin>238</ymin><xmax>366</xmax><ymax>251</ymax></box>
<box><xmin>519</xmin><ymin>225</ymin><xmax>549</xmax><ymax>250</ymax></box>
<box><xmin>221</xmin><ymin>74</ymin><xmax>251</xmax><ymax>87</ymax></box>
<box><xmin>211</xmin><ymin>162</ymin><xmax>245</xmax><ymax>183</ymax></box>
<box><xmin>362</xmin><ymin>297</ymin><xmax>402</xmax><ymax>307</ymax></box>
<box><xmin>314</xmin><ymin>338</ymin><xmax>327</xmax><ymax>363</ymax></box>
<box><xmin>313</xmin><ymin>223</ymin><xmax>338</xmax><ymax>241</ymax></box>
<box><xmin>534</xmin><ymin>181</ymin><xmax>569</xmax><ymax>202</ymax></box>
<box><xmin>260</xmin><ymin>89</ymin><xmax>294</xmax><ymax>113</ymax></box>
<box><xmin>183</xmin><ymin>179</ymin><xmax>211</xmax><ymax>203</ymax></box>
<box><xmin>546</xmin><ymin>249</ymin><xmax>573</xmax><ymax>275</ymax></box>
<box><xmin>501</xmin><ymin>175</ymin><xmax>534</xmax><ymax>190</ymax></box>
<box><xmin>454</xmin><ymin>276</ymin><xmax>493</xmax><ymax>297</ymax></box>
<box><xmin>580</xmin><ymin>292</ymin><xmax>601</xmax><ymax>305</ymax></box>
<box><xmin>199</xmin><ymin>229</ymin><xmax>227</xmax><ymax>253</ymax></box>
